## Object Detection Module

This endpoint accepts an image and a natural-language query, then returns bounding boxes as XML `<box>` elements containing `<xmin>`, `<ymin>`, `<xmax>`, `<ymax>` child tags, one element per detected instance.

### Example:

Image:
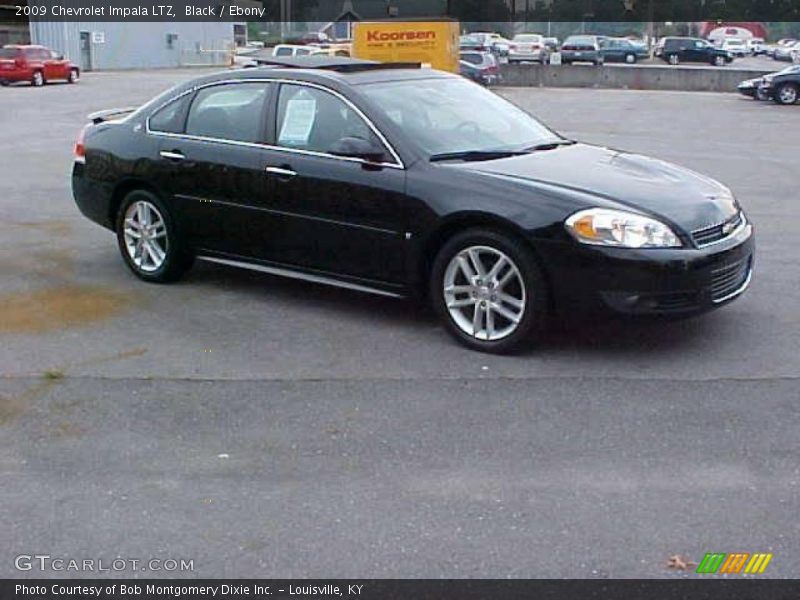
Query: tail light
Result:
<box><xmin>509</xmin><ymin>44</ymin><xmax>517</xmax><ymax>51</ymax></box>
<box><xmin>532</xmin><ymin>44</ymin><xmax>541</xmax><ymax>50</ymax></box>
<box><xmin>74</xmin><ymin>125</ymin><xmax>89</xmax><ymax>162</ymax></box>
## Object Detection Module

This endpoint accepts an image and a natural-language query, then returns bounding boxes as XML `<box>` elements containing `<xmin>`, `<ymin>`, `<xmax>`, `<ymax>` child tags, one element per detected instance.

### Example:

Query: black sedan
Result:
<box><xmin>72</xmin><ymin>57</ymin><xmax>754</xmax><ymax>353</ymax></box>
<box><xmin>760</xmin><ymin>64</ymin><xmax>800</xmax><ymax>105</ymax></box>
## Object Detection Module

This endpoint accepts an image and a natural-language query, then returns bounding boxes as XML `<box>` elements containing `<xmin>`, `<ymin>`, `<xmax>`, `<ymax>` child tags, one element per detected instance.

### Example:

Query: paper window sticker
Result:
<box><xmin>278</xmin><ymin>98</ymin><xmax>317</xmax><ymax>145</ymax></box>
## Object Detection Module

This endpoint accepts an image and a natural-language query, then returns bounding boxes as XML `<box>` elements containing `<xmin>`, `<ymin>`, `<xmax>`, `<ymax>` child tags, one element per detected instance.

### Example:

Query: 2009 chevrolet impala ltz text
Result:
<box><xmin>72</xmin><ymin>57</ymin><xmax>754</xmax><ymax>353</ymax></box>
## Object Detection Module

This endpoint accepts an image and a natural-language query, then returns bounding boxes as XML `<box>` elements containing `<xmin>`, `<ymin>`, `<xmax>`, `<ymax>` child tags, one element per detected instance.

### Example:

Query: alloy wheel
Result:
<box><xmin>779</xmin><ymin>85</ymin><xmax>798</xmax><ymax>104</ymax></box>
<box><xmin>123</xmin><ymin>200</ymin><xmax>168</xmax><ymax>273</ymax></box>
<box><xmin>32</xmin><ymin>71</ymin><xmax>43</xmax><ymax>86</ymax></box>
<box><xmin>443</xmin><ymin>246</ymin><xmax>527</xmax><ymax>342</ymax></box>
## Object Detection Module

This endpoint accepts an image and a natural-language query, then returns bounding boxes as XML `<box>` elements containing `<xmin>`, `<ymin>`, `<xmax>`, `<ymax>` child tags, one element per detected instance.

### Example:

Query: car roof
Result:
<box><xmin>184</xmin><ymin>60</ymin><xmax>455</xmax><ymax>90</ymax></box>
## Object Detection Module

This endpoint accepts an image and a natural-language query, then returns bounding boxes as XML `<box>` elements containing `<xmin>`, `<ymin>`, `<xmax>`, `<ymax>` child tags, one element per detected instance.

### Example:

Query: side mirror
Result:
<box><xmin>329</xmin><ymin>136</ymin><xmax>385</xmax><ymax>163</ymax></box>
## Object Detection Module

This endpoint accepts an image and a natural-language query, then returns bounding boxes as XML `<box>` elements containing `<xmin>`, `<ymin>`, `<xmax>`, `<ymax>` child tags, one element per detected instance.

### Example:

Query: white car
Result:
<box><xmin>508</xmin><ymin>33</ymin><xmax>548</xmax><ymax>63</ymax></box>
<box><xmin>721</xmin><ymin>38</ymin><xmax>747</xmax><ymax>57</ymax></box>
<box><xmin>271</xmin><ymin>44</ymin><xmax>319</xmax><ymax>58</ymax></box>
<box><xmin>747</xmin><ymin>38</ymin><xmax>766</xmax><ymax>55</ymax></box>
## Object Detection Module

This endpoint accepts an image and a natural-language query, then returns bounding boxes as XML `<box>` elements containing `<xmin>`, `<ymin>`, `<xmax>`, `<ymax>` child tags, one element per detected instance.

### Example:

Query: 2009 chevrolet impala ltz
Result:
<box><xmin>72</xmin><ymin>57</ymin><xmax>754</xmax><ymax>353</ymax></box>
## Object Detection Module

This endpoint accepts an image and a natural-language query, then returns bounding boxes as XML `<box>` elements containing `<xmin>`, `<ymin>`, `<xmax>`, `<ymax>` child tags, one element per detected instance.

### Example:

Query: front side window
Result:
<box><xmin>185</xmin><ymin>83</ymin><xmax>269</xmax><ymax>143</ymax></box>
<box><xmin>361</xmin><ymin>77</ymin><xmax>561</xmax><ymax>157</ymax></box>
<box><xmin>275</xmin><ymin>84</ymin><xmax>379</xmax><ymax>155</ymax></box>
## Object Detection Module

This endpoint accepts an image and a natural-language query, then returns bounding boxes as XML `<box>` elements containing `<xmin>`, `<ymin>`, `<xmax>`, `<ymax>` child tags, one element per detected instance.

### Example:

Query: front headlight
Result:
<box><xmin>565</xmin><ymin>208</ymin><xmax>682</xmax><ymax>248</ymax></box>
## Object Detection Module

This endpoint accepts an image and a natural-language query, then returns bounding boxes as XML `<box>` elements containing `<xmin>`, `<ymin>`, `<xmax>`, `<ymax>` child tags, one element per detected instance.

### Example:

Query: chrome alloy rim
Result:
<box><xmin>443</xmin><ymin>246</ymin><xmax>526</xmax><ymax>342</ymax></box>
<box><xmin>123</xmin><ymin>200</ymin><xmax>168</xmax><ymax>273</ymax></box>
<box><xmin>779</xmin><ymin>86</ymin><xmax>797</xmax><ymax>104</ymax></box>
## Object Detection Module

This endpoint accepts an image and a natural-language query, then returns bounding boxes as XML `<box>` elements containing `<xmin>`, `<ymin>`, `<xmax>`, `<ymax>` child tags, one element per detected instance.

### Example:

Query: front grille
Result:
<box><xmin>651</xmin><ymin>292</ymin><xmax>699</xmax><ymax>311</ymax></box>
<box><xmin>692</xmin><ymin>212</ymin><xmax>744</xmax><ymax>247</ymax></box>
<box><xmin>710</xmin><ymin>256</ymin><xmax>751</xmax><ymax>302</ymax></box>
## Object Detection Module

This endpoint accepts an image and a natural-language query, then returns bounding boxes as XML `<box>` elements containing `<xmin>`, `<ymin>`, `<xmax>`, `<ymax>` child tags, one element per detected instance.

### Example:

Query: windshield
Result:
<box><xmin>360</xmin><ymin>78</ymin><xmax>562</xmax><ymax>157</ymax></box>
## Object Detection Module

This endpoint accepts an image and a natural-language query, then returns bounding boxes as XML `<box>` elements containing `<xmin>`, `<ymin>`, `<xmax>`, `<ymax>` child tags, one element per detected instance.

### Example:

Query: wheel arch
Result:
<box><xmin>416</xmin><ymin>211</ymin><xmax>554</xmax><ymax>308</ymax></box>
<box><xmin>108</xmin><ymin>178</ymin><xmax>165</xmax><ymax>226</ymax></box>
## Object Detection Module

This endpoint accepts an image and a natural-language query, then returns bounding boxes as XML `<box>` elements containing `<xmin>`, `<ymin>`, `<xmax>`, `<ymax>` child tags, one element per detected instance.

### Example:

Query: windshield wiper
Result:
<box><xmin>524</xmin><ymin>140</ymin><xmax>576</xmax><ymax>152</ymax></box>
<box><xmin>429</xmin><ymin>150</ymin><xmax>530</xmax><ymax>163</ymax></box>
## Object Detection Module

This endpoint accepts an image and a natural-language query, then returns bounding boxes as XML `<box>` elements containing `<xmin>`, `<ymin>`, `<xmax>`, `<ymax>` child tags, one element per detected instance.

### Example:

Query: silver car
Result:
<box><xmin>561</xmin><ymin>35</ymin><xmax>604</xmax><ymax>66</ymax></box>
<box><xmin>509</xmin><ymin>34</ymin><xmax>549</xmax><ymax>63</ymax></box>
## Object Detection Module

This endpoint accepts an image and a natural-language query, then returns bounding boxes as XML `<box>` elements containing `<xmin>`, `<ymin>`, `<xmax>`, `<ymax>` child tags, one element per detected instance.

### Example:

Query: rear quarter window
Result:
<box><xmin>148</xmin><ymin>93</ymin><xmax>192</xmax><ymax>134</ymax></box>
<box><xmin>0</xmin><ymin>48</ymin><xmax>19</xmax><ymax>58</ymax></box>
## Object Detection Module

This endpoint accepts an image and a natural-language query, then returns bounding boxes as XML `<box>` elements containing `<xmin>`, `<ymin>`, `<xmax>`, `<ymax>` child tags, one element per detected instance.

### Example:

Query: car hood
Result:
<box><xmin>453</xmin><ymin>143</ymin><xmax>738</xmax><ymax>232</ymax></box>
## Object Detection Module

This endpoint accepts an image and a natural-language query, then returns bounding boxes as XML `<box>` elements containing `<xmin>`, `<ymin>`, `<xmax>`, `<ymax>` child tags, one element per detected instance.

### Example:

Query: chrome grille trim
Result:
<box><xmin>692</xmin><ymin>212</ymin><xmax>746</xmax><ymax>248</ymax></box>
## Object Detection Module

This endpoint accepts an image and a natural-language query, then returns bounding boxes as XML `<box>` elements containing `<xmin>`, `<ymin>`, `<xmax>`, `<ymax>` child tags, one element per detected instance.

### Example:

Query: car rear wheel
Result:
<box><xmin>115</xmin><ymin>190</ymin><xmax>193</xmax><ymax>283</ymax></box>
<box><xmin>430</xmin><ymin>229</ymin><xmax>548</xmax><ymax>354</ymax></box>
<box><xmin>775</xmin><ymin>83</ymin><xmax>799</xmax><ymax>105</ymax></box>
<box><xmin>625</xmin><ymin>53</ymin><xmax>637</xmax><ymax>64</ymax></box>
<box><xmin>68</xmin><ymin>68</ymin><xmax>79</xmax><ymax>83</ymax></box>
<box><xmin>31</xmin><ymin>71</ymin><xmax>44</xmax><ymax>86</ymax></box>
<box><xmin>713</xmin><ymin>55</ymin><xmax>726</xmax><ymax>66</ymax></box>
<box><xmin>668</xmin><ymin>54</ymin><xmax>679</xmax><ymax>65</ymax></box>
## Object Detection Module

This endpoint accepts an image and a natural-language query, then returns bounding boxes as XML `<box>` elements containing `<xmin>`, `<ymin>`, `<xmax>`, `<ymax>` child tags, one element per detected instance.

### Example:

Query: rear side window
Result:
<box><xmin>0</xmin><ymin>48</ymin><xmax>19</xmax><ymax>58</ymax></box>
<box><xmin>274</xmin><ymin>47</ymin><xmax>292</xmax><ymax>56</ymax></box>
<box><xmin>24</xmin><ymin>48</ymin><xmax>50</xmax><ymax>60</ymax></box>
<box><xmin>149</xmin><ymin>93</ymin><xmax>192</xmax><ymax>134</ymax></box>
<box><xmin>185</xmin><ymin>83</ymin><xmax>269</xmax><ymax>143</ymax></box>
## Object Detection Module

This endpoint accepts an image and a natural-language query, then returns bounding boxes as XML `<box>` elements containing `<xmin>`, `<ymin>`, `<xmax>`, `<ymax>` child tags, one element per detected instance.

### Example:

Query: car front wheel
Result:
<box><xmin>774</xmin><ymin>82</ymin><xmax>799</xmax><ymax>105</ymax></box>
<box><xmin>68</xmin><ymin>68</ymin><xmax>79</xmax><ymax>83</ymax></box>
<box><xmin>431</xmin><ymin>229</ymin><xmax>548</xmax><ymax>354</ymax></box>
<box><xmin>668</xmin><ymin>54</ymin><xmax>679</xmax><ymax>65</ymax></box>
<box><xmin>713</xmin><ymin>55</ymin><xmax>726</xmax><ymax>66</ymax></box>
<box><xmin>116</xmin><ymin>190</ymin><xmax>193</xmax><ymax>283</ymax></box>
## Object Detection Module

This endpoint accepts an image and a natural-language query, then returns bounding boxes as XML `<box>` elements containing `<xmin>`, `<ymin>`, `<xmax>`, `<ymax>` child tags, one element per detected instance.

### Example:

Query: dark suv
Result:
<box><xmin>656</xmin><ymin>37</ymin><xmax>732</xmax><ymax>66</ymax></box>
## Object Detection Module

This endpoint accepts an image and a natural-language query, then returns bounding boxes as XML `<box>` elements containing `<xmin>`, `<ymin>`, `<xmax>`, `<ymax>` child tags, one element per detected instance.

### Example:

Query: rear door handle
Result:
<box><xmin>265</xmin><ymin>166</ymin><xmax>297</xmax><ymax>178</ymax></box>
<box><xmin>160</xmin><ymin>150</ymin><xmax>186</xmax><ymax>161</ymax></box>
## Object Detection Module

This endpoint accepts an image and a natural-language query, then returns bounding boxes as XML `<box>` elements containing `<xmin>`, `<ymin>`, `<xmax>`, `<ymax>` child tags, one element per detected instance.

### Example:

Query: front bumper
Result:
<box><xmin>536</xmin><ymin>221</ymin><xmax>755</xmax><ymax>317</ymax></box>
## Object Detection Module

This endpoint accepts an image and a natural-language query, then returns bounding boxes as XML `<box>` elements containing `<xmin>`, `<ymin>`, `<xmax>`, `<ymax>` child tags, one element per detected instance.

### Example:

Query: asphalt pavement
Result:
<box><xmin>1</xmin><ymin>69</ymin><xmax>798</xmax><ymax>578</ymax></box>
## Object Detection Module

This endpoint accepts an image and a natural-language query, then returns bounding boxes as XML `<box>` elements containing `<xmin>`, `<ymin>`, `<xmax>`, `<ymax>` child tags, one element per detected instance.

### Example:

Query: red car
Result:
<box><xmin>0</xmin><ymin>44</ymin><xmax>79</xmax><ymax>87</ymax></box>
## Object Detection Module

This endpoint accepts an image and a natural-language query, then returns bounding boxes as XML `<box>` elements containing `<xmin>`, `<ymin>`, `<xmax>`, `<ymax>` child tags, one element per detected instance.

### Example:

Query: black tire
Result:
<box><xmin>625</xmin><ymin>53</ymin><xmax>637</xmax><ymax>64</ymax></box>
<box><xmin>67</xmin><ymin>68</ymin><xmax>79</xmax><ymax>83</ymax></box>
<box><xmin>774</xmin><ymin>82</ymin><xmax>799</xmax><ymax>105</ymax></box>
<box><xmin>713</xmin><ymin>55</ymin><xmax>726</xmax><ymax>67</ymax></box>
<box><xmin>31</xmin><ymin>70</ymin><xmax>44</xmax><ymax>87</ymax></box>
<box><xmin>430</xmin><ymin>228</ymin><xmax>549</xmax><ymax>354</ymax></box>
<box><xmin>0</xmin><ymin>79</ymin><xmax>8</xmax><ymax>86</ymax></box>
<box><xmin>115</xmin><ymin>189</ymin><xmax>193</xmax><ymax>283</ymax></box>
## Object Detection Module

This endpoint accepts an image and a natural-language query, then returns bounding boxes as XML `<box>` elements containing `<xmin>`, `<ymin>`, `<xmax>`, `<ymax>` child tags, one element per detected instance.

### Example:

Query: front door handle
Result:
<box><xmin>265</xmin><ymin>166</ymin><xmax>297</xmax><ymax>178</ymax></box>
<box><xmin>159</xmin><ymin>150</ymin><xmax>186</xmax><ymax>161</ymax></box>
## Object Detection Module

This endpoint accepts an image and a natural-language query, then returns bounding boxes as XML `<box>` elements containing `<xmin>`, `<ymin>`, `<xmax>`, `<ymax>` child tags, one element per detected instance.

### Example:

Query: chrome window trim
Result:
<box><xmin>145</xmin><ymin>78</ymin><xmax>405</xmax><ymax>170</ymax></box>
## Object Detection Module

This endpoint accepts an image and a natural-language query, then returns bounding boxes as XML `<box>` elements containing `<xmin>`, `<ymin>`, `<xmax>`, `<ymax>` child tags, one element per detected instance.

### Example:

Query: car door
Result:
<box><xmin>49</xmin><ymin>49</ymin><xmax>71</xmax><ymax>79</ymax></box>
<box><xmin>256</xmin><ymin>81</ymin><xmax>408</xmax><ymax>284</ymax></box>
<box><xmin>148</xmin><ymin>81</ymin><xmax>276</xmax><ymax>257</ymax></box>
<box><xmin>685</xmin><ymin>40</ymin><xmax>706</xmax><ymax>62</ymax></box>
